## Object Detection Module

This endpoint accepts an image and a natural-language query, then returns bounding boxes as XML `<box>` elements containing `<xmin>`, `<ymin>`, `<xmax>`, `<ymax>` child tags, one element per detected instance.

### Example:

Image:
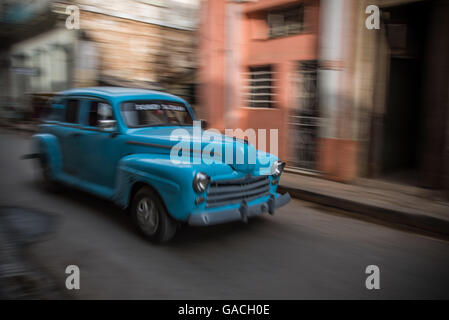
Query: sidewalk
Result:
<box><xmin>279</xmin><ymin>171</ymin><xmax>449</xmax><ymax>238</ymax></box>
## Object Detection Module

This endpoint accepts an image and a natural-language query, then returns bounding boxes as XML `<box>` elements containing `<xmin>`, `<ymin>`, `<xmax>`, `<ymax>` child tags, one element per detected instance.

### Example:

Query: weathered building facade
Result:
<box><xmin>198</xmin><ymin>0</ymin><xmax>449</xmax><ymax>194</ymax></box>
<box><xmin>0</xmin><ymin>0</ymin><xmax>199</xmax><ymax>116</ymax></box>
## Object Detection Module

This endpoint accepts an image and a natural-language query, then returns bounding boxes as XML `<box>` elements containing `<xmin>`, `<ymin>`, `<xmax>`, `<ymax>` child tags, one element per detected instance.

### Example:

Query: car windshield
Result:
<box><xmin>121</xmin><ymin>101</ymin><xmax>194</xmax><ymax>127</ymax></box>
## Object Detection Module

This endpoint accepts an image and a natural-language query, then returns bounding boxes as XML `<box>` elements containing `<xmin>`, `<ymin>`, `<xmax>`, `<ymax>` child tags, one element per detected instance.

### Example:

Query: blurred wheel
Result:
<box><xmin>131</xmin><ymin>186</ymin><xmax>177</xmax><ymax>242</ymax></box>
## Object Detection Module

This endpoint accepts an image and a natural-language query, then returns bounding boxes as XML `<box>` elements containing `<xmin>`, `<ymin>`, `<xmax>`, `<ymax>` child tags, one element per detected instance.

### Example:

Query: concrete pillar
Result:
<box><xmin>318</xmin><ymin>0</ymin><xmax>358</xmax><ymax>181</ymax></box>
<box><xmin>224</xmin><ymin>1</ymin><xmax>243</xmax><ymax>129</ymax></box>
<box><xmin>197</xmin><ymin>0</ymin><xmax>226</xmax><ymax>129</ymax></box>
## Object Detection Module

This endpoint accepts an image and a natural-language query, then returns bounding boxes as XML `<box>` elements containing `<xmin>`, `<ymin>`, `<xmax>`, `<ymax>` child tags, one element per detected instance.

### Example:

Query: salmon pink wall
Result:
<box><xmin>239</xmin><ymin>1</ymin><xmax>320</xmax><ymax>161</ymax></box>
<box><xmin>199</xmin><ymin>0</ymin><xmax>320</xmax><ymax>162</ymax></box>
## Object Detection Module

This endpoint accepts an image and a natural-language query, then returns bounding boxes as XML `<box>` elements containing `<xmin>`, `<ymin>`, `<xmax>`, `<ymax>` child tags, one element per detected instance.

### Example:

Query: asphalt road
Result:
<box><xmin>1</xmin><ymin>129</ymin><xmax>449</xmax><ymax>299</ymax></box>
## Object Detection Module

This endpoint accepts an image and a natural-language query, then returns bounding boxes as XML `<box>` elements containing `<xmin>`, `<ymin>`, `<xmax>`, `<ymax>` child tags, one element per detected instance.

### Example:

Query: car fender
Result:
<box><xmin>31</xmin><ymin>133</ymin><xmax>63</xmax><ymax>178</ymax></box>
<box><xmin>115</xmin><ymin>154</ymin><xmax>198</xmax><ymax>221</ymax></box>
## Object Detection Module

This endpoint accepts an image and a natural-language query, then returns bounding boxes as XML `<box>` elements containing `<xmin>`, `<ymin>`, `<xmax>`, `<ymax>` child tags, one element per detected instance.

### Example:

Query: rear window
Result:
<box><xmin>47</xmin><ymin>107</ymin><xmax>65</xmax><ymax>122</ymax></box>
<box><xmin>65</xmin><ymin>99</ymin><xmax>80</xmax><ymax>123</ymax></box>
<box><xmin>41</xmin><ymin>96</ymin><xmax>64</xmax><ymax>122</ymax></box>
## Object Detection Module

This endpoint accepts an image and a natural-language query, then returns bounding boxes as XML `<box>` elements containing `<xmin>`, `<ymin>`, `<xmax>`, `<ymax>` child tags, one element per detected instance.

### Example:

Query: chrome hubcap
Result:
<box><xmin>136</xmin><ymin>197</ymin><xmax>159</xmax><ymax>235</ymax></box>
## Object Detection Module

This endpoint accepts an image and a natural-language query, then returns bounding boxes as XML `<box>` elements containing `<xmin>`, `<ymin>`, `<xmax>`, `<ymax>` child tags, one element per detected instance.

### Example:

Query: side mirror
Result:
<box><xmin>98</xmin><ymin>119</ymin><xmax>117</xmax><ymax>131</ymax></box>
<box><xmin>200</xmin><ymin>119</ymin><xmax>208</xmax><ymax>129</ymax></box>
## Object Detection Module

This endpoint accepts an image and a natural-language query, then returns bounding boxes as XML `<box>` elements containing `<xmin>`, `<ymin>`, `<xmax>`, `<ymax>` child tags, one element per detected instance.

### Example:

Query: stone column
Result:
<box><xmin>318</xmin><ymin>0</ymin><xmax>358</xmax><ymax>181</ymax></box>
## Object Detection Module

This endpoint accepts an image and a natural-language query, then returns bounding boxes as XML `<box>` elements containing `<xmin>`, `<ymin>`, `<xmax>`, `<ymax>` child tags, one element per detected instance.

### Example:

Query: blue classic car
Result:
<box><xmin>29</xmin><ymin>87</ymin><xmax>290</xmax><ymax>242</ymax></box>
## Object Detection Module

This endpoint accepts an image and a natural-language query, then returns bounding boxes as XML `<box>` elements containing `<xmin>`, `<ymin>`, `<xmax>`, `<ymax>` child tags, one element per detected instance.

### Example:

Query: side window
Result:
<box><xmin>88</xmin><ymin>101</ymin><xmax>114</xmax><ymax>127</ymax></box>
<box><xmin>49</xmin><ymin>107</ymin><xmax>65</xmax><ymax>121</ymax></box>
<box><xmin>42</xmin><ymin>97</ymin><xmax>64</xmax><ymax>121</ymax></box>
<box><xmin>65</xmin><ymin>99</ymin><xmax>80</xmax><ymax>123</ymax></box>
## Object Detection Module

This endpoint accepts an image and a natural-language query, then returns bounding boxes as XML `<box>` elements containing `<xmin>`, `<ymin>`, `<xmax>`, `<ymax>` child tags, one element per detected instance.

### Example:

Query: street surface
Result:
<box><xmin>1</xmin><ymin>129</ymin><xmax>449</xmax><ymax>299</ymax></box>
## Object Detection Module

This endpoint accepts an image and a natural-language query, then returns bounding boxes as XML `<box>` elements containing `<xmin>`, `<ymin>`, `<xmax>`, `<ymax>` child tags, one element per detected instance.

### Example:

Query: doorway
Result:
<box><xmin>380</xmin><ymin>1</ymin><xmax>430</xmax><ymax>185</ymax></box>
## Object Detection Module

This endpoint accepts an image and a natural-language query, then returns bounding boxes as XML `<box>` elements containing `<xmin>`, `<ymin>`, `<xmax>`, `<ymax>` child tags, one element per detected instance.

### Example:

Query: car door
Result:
<box><xmin>78</xmin><ymin>99</ymin><xmax>124</xmax><ymax>189</ymax></box>
<box><xmin>55</xmin><ymin>98</ymin><xmax>85</xmax><ymax>177</ymax></box>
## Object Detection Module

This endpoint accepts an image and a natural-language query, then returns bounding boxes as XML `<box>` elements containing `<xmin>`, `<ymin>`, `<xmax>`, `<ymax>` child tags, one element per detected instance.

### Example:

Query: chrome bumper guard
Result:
<box><xmin>188</xmin><ymin>192</ymin><xmax>291</xmax><ymax>226</ymax></box>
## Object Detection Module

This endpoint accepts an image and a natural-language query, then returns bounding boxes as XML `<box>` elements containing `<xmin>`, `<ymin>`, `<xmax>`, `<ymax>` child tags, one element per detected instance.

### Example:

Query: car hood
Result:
<box><xmin>127</xmin><ymin>126</ymin><xmax>277</xmax><ymax>174</ymax></box>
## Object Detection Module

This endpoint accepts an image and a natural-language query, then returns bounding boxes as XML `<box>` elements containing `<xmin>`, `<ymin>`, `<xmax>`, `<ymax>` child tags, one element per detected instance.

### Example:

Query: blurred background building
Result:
<box><xmin>198</xmin><ymin>0</ymin><xmax>449</xmax><ymax>195</ymax></box>
<box><xmin>0</xmin><ymin>0</ymin><xmax>199</xmax><ymax>118</ymax></box>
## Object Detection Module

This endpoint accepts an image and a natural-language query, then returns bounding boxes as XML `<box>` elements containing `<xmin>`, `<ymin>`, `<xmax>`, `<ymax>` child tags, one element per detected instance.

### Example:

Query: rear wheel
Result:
<box><xmin>131</xmin><ymin>186</ymin><xmax>177</xmax><ymax>242</ymax></box>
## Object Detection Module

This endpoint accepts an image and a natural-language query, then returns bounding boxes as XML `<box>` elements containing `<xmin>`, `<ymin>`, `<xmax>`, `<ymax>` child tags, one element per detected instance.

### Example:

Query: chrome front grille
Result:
<box><xmin>206</xmin><ymin>175</ymin><xmax>270</xmax><ymax>208</ymax></box>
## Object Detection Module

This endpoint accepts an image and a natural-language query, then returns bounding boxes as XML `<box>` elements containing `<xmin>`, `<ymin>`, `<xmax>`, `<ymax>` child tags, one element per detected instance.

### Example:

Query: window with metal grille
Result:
<box><xmin>267</xmin><ymin>4</ymin><xmax>304</xmax><ymax>38</ymax></box>
<box><xmin>246</xmin><ymin>66</ymin><xmax>275</xmax><ymax>108</ymax></box>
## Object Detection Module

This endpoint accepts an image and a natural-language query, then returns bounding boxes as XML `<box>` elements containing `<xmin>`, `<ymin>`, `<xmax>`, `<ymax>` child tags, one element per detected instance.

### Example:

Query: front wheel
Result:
<box><xmin>131</xmin><ymin>186</ymin><xmax>177</xmax><ymax>243</ymax></box>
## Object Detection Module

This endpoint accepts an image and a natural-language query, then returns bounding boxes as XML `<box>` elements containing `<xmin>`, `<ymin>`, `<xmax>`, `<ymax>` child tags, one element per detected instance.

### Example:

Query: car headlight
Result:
<box><xmin>193</xmin><ymin>172</ymin><xmax>210</xmax><ymax>193</ymax></box>
<box><xmin>272</xmin><ymin>160</ymin><xmax>286</xmax><ymax>176</ymax></box>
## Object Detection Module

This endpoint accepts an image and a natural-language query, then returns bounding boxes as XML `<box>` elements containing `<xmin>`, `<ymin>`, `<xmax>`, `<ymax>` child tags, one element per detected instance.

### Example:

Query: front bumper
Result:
<box><xmin>188</xmin><ymin>192</ymin><xmax>291</xmax><ymax>226</ymax></box>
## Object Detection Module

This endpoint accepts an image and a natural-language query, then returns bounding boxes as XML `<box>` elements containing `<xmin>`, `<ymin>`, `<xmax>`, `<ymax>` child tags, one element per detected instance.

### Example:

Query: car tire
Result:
<box><xmin>131</xmin><ymin>186</ymin><xmax>177</xmax><ymax>243</ymax></box>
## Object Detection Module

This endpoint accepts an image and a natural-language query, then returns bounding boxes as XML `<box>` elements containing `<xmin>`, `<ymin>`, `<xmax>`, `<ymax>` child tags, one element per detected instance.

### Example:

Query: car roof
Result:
<box><xmin>58</xmin><ymin>87</ymin><xmax>183</xmax><ymax>102</ymax></box>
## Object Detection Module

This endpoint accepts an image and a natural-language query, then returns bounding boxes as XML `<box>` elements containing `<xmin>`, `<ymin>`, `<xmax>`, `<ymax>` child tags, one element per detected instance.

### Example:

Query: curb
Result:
<box><xmin>278</xmin><ymin>184</ymin><xmax>449</xmax><ymax>239</ymax></box>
